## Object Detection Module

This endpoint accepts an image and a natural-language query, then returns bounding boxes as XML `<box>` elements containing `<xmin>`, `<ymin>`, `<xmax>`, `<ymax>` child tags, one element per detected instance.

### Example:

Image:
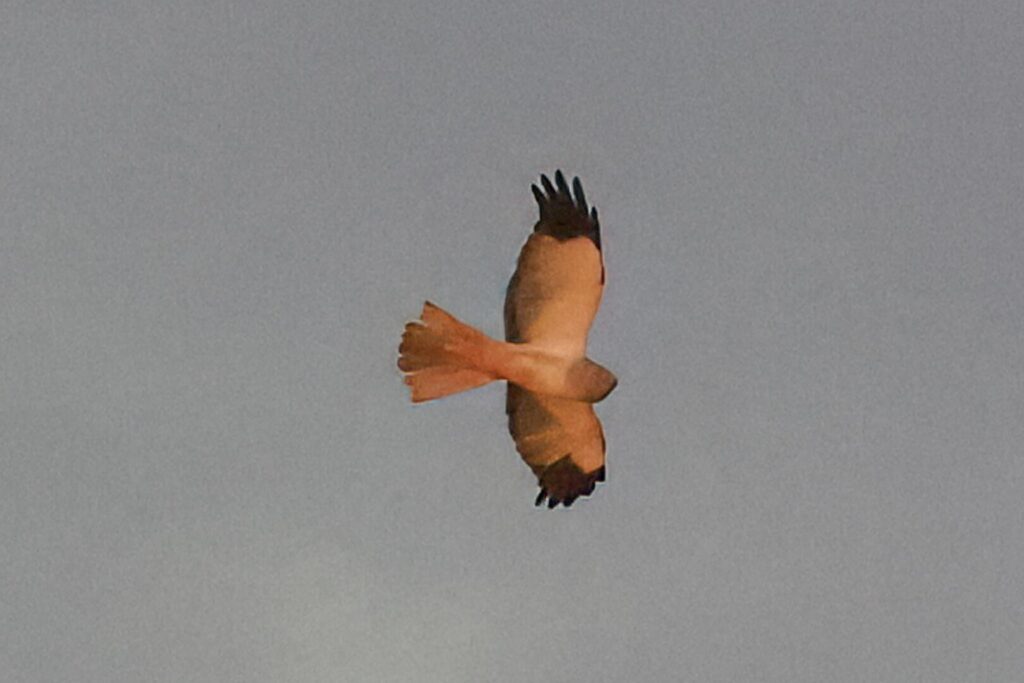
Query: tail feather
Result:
<box><xmin>398</xmin><ymin>302</ymin><xmax>496</xmax><ymax>403</ymax></box>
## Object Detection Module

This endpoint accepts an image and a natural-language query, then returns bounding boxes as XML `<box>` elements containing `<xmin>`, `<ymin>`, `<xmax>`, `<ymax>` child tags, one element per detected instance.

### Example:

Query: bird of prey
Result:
<box><xmin>398</xmin><ymin>171</ymin><xmax>616</xmax><ymax>508</ymax></box>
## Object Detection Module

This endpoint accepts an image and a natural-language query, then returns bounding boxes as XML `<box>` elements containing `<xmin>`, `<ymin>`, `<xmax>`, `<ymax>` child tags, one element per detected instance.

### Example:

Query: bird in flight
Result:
<box><xmin>398</xmin><ymin>171</ymin><xmax>616</xmax><ymax>508</ymax></box>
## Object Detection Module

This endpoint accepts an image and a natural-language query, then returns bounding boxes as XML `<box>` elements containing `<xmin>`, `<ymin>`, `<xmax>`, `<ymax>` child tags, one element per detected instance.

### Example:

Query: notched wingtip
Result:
<box><xmin>572</xmin><ymin>176</ymin><xmax>587</xmax><ymax>211</ymax></box>
<box><xmin>540</xmin><ymin>174</ymin><xmax>556</xmax><ymax>196</ymax></box>
<box><xmin>531</xmin><ymin>184</ymin><xmax>545</xmax><ymax>205</ymax></box>
<box><xmin>554</xmin><ymin>169</ymin><xmax>570</xmax><ymax>196</ymax></box>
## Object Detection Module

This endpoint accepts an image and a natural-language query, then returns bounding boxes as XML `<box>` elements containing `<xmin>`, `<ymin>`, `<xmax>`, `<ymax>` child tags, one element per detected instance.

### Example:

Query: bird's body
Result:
<box><xmin>398</xmin><ymin>171</ymin><xmax>615</xmax><ymax>508</ymax></box>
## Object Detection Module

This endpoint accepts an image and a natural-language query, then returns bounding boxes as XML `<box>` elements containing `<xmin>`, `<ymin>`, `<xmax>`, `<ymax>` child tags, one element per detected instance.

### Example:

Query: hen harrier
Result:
<box><xmin>398</xmin><ymin>171</ymin><xmax>616</xmax><ymax>508</ymax></box>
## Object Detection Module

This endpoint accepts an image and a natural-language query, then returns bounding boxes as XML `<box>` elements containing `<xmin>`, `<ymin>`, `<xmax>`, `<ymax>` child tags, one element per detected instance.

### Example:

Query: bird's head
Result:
<box><xmin>572</xmin><ymin>359</ymin><xmax>618</xmax><ymax>403</ymax></box>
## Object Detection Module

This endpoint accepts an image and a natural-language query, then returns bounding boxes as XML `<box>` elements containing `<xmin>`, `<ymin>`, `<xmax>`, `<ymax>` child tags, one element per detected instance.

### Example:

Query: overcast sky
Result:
<box><xmin>3</xmin><ymin>2</ymin><xmax>1023</xmax><ymax>681</ymax></box>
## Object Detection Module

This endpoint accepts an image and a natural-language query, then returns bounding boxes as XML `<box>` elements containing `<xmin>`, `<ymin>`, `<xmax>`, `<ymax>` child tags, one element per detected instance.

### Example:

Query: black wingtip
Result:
<box><xmin>540</xmin><ymin>174</ymin><xmax>556</xmax><ymax>197</ymax></box>
<box><xmin>531</xmin><ymin>184</ymin><xmax>546</xmax><ymax>215</ymax></box>
<box><xmin>533</xmin><ymin>456</ymin><xmax>606</xmax><ymax>510</ymax></box>
<box><xmin>572</xmin><ymin>176</ymin><xmax>587</xmax><ymax>211</ymax></box>
<box><xmin>535</xmin><ymin>489</ymin><xmax>547</xmax><ymax>506</ymax></box>
<box><xmin>531</xmin><ymin>171</ymin><xmax>601</xmax><ymax>250</ymax></box>
<box><xmin>554</xmin><ymin>169</ymin><xmax>570</xmax><ymax>196</ymax></box>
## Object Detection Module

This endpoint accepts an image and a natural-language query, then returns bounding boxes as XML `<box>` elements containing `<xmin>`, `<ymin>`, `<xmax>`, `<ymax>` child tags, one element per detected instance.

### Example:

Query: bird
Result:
<box><xmin>398</xmin><ymin>170</ymin><xmax>616</xmax><ymax>508</ymax></box>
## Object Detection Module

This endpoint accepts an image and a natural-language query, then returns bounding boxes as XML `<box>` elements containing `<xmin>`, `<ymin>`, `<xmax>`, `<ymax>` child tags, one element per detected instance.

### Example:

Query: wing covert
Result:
<box><xmin>506</xmin><ymin>384</ymin><xmax>607</xmax><ymax>508</ymax></box>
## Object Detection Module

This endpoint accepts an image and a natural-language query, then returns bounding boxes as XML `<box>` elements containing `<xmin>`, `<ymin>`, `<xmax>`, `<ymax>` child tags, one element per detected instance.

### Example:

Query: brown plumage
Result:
<box><xmin>398</xmin><ymin>171</ymin><xmax>616</xmax><ymax>508</ymax></box>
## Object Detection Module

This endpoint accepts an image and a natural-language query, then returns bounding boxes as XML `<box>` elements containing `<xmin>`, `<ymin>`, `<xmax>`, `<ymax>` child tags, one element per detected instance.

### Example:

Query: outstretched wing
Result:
<box><xmin>504</xmin><ymin>170</ymin><xmax>604</xmax><ymax>357</ymax></box>
<box><xmin>504</xmin><ymin>172</ymin><xmax>608</xmax><ymax>508</ymax></box>
<box><xmin>506</xmin><ymin>384</ymin><xmax>607</xmax><ymax>508</ymax></box>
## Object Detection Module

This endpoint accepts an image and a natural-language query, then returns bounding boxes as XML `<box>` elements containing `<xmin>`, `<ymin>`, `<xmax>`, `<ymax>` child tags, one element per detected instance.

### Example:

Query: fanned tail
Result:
<box><xmin>398</xmin><ymin>302</ymin><xmax>496</xmax><ymax>403</ymax></box>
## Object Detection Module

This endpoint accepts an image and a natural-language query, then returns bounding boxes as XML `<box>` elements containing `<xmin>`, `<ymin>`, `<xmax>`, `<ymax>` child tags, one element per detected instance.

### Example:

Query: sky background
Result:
<box><xmin>3</xmin><ymin>1</ymin><xmax>1023</xmax><ymax>681</ymax></box>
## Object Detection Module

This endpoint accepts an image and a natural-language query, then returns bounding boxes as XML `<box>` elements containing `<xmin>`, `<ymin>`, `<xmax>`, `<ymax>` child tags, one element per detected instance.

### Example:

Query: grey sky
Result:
<box><xmin>3</xmin><ymin>1</ymin><xmax>1023</xmax><ymax>681</ymax></box>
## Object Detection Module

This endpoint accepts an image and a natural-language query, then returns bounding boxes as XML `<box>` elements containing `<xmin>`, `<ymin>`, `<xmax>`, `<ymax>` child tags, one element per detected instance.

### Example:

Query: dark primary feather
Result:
<box><xmin>554</xmin><ymin>169</ymin><xmax>571</xmax><ymax>196</ymax></box>
<box><xmin>541</xmin><ymin>174</ymin><xmax>557</xmax><ymax>197</ymax></box>
<box><xmin>532</xmin><ymin>170</ymin><xmax>601</xmax><ymax>250</ymax></box>
<box><xmin>572</xmin><ymin>176</ymin><xmax>588</xmax><ymax>212</ymax></box>
<box><xmin>530</xmin><ymin>184</ymin><xmax>547</xmax><ymax>219</ymax></box>
<box><xmin>533</xmin><ymin>456</ymin><xmax>606</xmax><ymax>509</ymax></box>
